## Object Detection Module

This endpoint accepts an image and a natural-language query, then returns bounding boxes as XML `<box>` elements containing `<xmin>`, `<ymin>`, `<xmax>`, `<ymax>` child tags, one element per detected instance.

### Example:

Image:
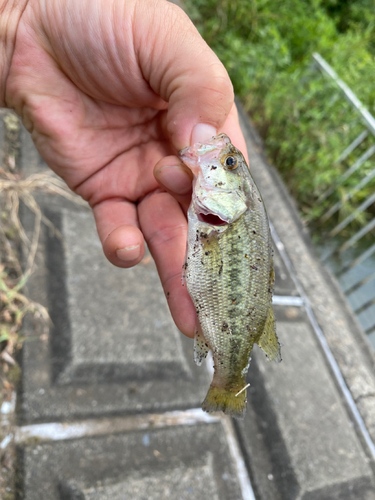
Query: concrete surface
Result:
<box><xmin>240</xmin><ymin>320</ymin><xmax>373</xmax><ymax>499</ymax></box>
<box><xmin>237</xmin><ymin>105</ymin><xmax>375</xmax><ymax>443</ymax></box>
<box><xmin>1</xmin><ymin>101</ymin><xmax>375</xmax><ymax>499</ymax></box>
<box><xmin>19</xmin><ymin>204</ymin><xmax>208</xmax><ymax>422</ymax></box>
<box><xmin>20</xmin><ymin>422</ymin><xmax>243</xmax><ymax>500</ymax></box>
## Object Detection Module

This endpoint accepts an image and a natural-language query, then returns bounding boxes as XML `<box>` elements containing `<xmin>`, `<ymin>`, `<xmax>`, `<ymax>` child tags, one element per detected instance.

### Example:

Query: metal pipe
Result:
<box><xmin>272</xmin><ymin>295</ymin><xmax>304</xmax><ymax>306</ymax></box>
<box><xmin>339</xmin><ymin>219</ymin><xmax>375</xmax><ymax>253</ymax></box>
<box><xmin>344</xmin><ymin>270</ymin><xmax>375</xmax><ymax>296</ymax></box>
<box><xmin>313</xmin><ymin>53</ymin><xmax>375</xmax><ymax>137</ymax></box>
<box><xmin>338</xmin><ymin>144</ymin><xmax>375</xmax><ymax>184</ymax></box>
<box><xmin>270</xmin><ymin>221</ymin><xmax>375</xmax><ymax>461</ymax></box>
<box><xmin>330</xmin><ymin>192</ymin><xmax>375</xmax><ymax>237</ymax></box>
<box><xmin>321</xmin><ymin>168</ymin><xmax>375</xmax><ymax>224</ymax></box>
<box><xmin>354</xmin><ymin>297</ymin><xmax>375</xmax><ymax>315</ymax></box>
<box><xmin>336</xmin><ymin>242</ymin><xmax>375</xmax><ymax>277</ymax></box>
<box><xmin>319</xmin><ymin>140</ymin><xmax>374</xmax><ymax>203</ymax></box>
<box><xmin>335</xmin><ymin>130</ymin><xmax>369</xmax><ymax>165</ymax></box>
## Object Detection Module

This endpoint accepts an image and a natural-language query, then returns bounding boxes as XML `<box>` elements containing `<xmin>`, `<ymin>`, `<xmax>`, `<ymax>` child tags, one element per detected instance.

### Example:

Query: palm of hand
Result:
<box><xmin>5</xmin><ymin>0</ymin><xmax>240</xmax><ymax>337</ymax></box>
<box><xmin>10</xmin><ymin>1</ymin><xmax>171</xmax><ymax>203</ymax></box>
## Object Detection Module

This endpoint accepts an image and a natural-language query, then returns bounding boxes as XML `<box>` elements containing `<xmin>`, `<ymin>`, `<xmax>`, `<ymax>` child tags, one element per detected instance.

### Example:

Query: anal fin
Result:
<box><xmin>193</xmin><ymin>320</ymin><xmax>209</xmax><ymax>366</ymax></box>
<box><xmin>257</xmin><ymin>306</ymin><xmax>281</xmax><ymax>362</ymax></box>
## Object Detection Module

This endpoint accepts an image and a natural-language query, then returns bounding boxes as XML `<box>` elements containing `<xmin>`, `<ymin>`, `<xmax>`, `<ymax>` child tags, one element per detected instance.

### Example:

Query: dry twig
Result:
<box><xmin>0</xmin><ymin>131</ymin><xmax>87</xmax><ymax>370</ymax></box>
<box><xmin>0</xmin><ymin>168</ymin><xmax>86</xmax><ymax>274</ymax></box>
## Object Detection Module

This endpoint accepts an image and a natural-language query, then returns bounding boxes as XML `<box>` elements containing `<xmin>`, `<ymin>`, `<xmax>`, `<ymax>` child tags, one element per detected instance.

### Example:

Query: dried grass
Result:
<box><xmin>0</xmin><ymin>119</ymin><xmax>87</xmax><ymax>370</ymax></box>
<box><xmin>0</xmin><ymin>167</ymin><xmax>86</xmax><ymax>274</ymax></box>
<box><xmin>0</xmin><ymin>113</ymin><xmax>91</xmax><ymax>496</ymax></box>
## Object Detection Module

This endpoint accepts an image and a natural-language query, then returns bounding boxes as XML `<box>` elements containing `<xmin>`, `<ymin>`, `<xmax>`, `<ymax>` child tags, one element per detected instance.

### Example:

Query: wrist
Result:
<box><xmin>0</xmin><ymin>0</ymin><xmax>28</xmax><ymax>107</ymax></box>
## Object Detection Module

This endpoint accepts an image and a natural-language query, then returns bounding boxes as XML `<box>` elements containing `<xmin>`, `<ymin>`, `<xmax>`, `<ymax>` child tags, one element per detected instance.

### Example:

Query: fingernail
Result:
<box><xmin>156</xmin><ymin>165</ymin><xmax>192</xmax><ymax>195</ymax></box>
<box><xmin>116</xmin><ymin>244</ymin><xmax>140</xmax><ymax>261</ymax></box>
<box><xmin>191</xmin><ymin>123</ymin><xmax>217</xmax><ymax>145</ymax></box>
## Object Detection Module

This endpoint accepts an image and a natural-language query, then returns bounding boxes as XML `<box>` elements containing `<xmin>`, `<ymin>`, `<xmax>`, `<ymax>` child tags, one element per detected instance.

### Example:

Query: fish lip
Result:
<box><xmin>197</xmin><ymin>212</ymin><xmax>228</xmax><ymax>226</ymax></box>
<box><xmin>194</xmin><ymin>197</ymin><xmax>232</xmax><ymax>226</ymax></box>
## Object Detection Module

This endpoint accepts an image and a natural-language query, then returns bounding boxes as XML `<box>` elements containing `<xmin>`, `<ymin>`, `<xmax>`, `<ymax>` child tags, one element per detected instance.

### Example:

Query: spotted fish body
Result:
<box><xmin>179</xmin><ymin>134</ymin><xmax>280</xmax><ymax>418</ymax></box>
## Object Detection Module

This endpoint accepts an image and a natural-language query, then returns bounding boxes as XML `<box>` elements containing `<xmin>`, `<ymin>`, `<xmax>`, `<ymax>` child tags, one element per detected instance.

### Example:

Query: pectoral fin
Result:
<box><xmin>193</xmin><ymin>320</ymin><xmax>209</xmax><ymax>366</ymax></box>
<box><xmin>257</xmin><ymin>306</ymin><xmax>281</xmax><ymax>362</ymax></box>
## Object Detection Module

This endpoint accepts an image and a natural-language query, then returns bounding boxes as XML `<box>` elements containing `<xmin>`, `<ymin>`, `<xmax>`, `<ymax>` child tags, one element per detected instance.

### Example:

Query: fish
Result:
<box><xmin>179</xmin><ymin>133</ymin><xmax>280</xmax><ymax>418</ymax></box>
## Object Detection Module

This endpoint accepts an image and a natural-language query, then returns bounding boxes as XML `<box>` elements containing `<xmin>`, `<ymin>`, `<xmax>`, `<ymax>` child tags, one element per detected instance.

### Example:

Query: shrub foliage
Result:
<box><xmin>187</xmin><ymin>0</ymin><xmax>375</xmax><ymax>234</ymax></box>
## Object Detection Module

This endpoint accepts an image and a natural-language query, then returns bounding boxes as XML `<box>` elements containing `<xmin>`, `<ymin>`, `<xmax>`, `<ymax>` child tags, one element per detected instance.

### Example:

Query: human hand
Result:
<box><xmin>2</xmin><ymin>0</ymin><xmax>247</xmax><ymax>337</ymax></box>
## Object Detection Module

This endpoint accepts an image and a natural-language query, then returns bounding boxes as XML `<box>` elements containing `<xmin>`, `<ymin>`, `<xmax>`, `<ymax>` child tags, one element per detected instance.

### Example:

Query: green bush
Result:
<box><xmin>187</xmin><ymin>0</ymin><xmax>375</xmax><ymax>236</ymax></box>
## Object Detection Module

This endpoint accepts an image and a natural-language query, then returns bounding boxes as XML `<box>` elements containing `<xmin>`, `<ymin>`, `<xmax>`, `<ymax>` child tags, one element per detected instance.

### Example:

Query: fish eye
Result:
<box><xmin>224</xmin><ymin>155</ymin><xmax>238</xmax><ymax>170</ymax></box>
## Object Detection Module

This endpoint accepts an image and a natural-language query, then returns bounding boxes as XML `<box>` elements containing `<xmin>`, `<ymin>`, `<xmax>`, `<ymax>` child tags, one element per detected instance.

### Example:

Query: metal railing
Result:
<box><xmin>310</xmin><ymin>53</ymin><xmax>375</xmax><ymax>338</ymax></box>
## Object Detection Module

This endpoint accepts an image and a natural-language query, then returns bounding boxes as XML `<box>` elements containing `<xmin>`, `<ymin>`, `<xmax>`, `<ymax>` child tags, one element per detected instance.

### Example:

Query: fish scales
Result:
<box><xmin>180</xmin><ymin>133</ymin><xmax>280</xmax><ymax>418</ymax></box>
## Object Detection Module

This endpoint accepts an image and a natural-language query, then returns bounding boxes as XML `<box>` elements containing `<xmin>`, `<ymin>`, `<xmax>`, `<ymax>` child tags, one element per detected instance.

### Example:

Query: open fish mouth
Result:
<box><xmin>197</xmin><ymin>212</ymin><xmax>228</xmax><ymax>226</ymax></box>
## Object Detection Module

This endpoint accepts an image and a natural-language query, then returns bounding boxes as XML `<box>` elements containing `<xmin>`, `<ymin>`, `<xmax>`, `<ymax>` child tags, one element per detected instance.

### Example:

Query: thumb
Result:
<box><xmin>134</xmin><ymin>0</ymin><xmax>234</xmax><ymax>150</ymax></box>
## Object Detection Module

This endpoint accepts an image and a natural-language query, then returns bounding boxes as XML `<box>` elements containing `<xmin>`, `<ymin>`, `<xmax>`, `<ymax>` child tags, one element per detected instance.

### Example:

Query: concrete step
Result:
<box><xmin>9</xmin><ymin>106</ymin><xmax>375</xmax><ymax>499</ymax></box>
<box><xmin>20</xmin><ymin>204</ymin><xmax>209</xmax><ymax>422</ymax></box>
<box><xmin>241</xmin><ymin>315</ymin><xmax>374</xmax><ymax>499</ymax></box>
<box><xmin>18</xmin><ymin>417</ymin><xmax>244</xmax><ymax>500</ymax></box>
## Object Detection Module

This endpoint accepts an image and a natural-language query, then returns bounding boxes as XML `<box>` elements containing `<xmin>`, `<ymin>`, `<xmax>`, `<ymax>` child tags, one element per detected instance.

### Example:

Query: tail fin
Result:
<box><xmin>201</xmin><ymin>385</ymin><xmax>247</xmax><ymax>419</ymax></box>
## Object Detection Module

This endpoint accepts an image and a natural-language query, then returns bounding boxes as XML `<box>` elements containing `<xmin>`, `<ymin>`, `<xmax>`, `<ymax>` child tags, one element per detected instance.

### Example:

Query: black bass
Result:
<box><xmin>179</xmin><ymin>133</ymin><xmax>280</xmax><ymax>418</ymax></box>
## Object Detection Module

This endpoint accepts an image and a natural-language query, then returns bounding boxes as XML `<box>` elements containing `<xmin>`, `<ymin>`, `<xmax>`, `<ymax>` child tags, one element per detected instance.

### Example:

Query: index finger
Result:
<box><xmin>138</xmin><ymin>190</ymin><xmax>196</xmax><ymax>338</ymax></box>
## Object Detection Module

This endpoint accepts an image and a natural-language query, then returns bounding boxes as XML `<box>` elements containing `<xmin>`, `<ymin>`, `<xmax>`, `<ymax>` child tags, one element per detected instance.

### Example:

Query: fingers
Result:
<box><xmin>138</xmin><ymin>190</ymin><xmax>196</xmax><ymax>338</ymax></box>
<box><xmin>93</xmin><ymin>191</ymin><xmax>196</xmax><ymax>337</ymax></box>
<box><xmin>154</xmin><ymin>155</ymin><xmax>193</xmax><ymax>214</ymax></box>
<box><xmin>134</xmin><ymin>0</ymin><xmax>234</xmax><ymax>150</ymax></box>
<box><xmin>92</xmin><ymin>198</ymin><xmax>146</xmax><ymax>268</ymax></box>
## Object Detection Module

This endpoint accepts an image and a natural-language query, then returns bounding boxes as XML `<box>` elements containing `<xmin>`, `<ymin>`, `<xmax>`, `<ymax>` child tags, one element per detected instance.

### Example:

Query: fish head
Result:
<box><xmin>179</xmin><ymin>134</ymin><xmax>248</xmax><ymax>228</ymax></box>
